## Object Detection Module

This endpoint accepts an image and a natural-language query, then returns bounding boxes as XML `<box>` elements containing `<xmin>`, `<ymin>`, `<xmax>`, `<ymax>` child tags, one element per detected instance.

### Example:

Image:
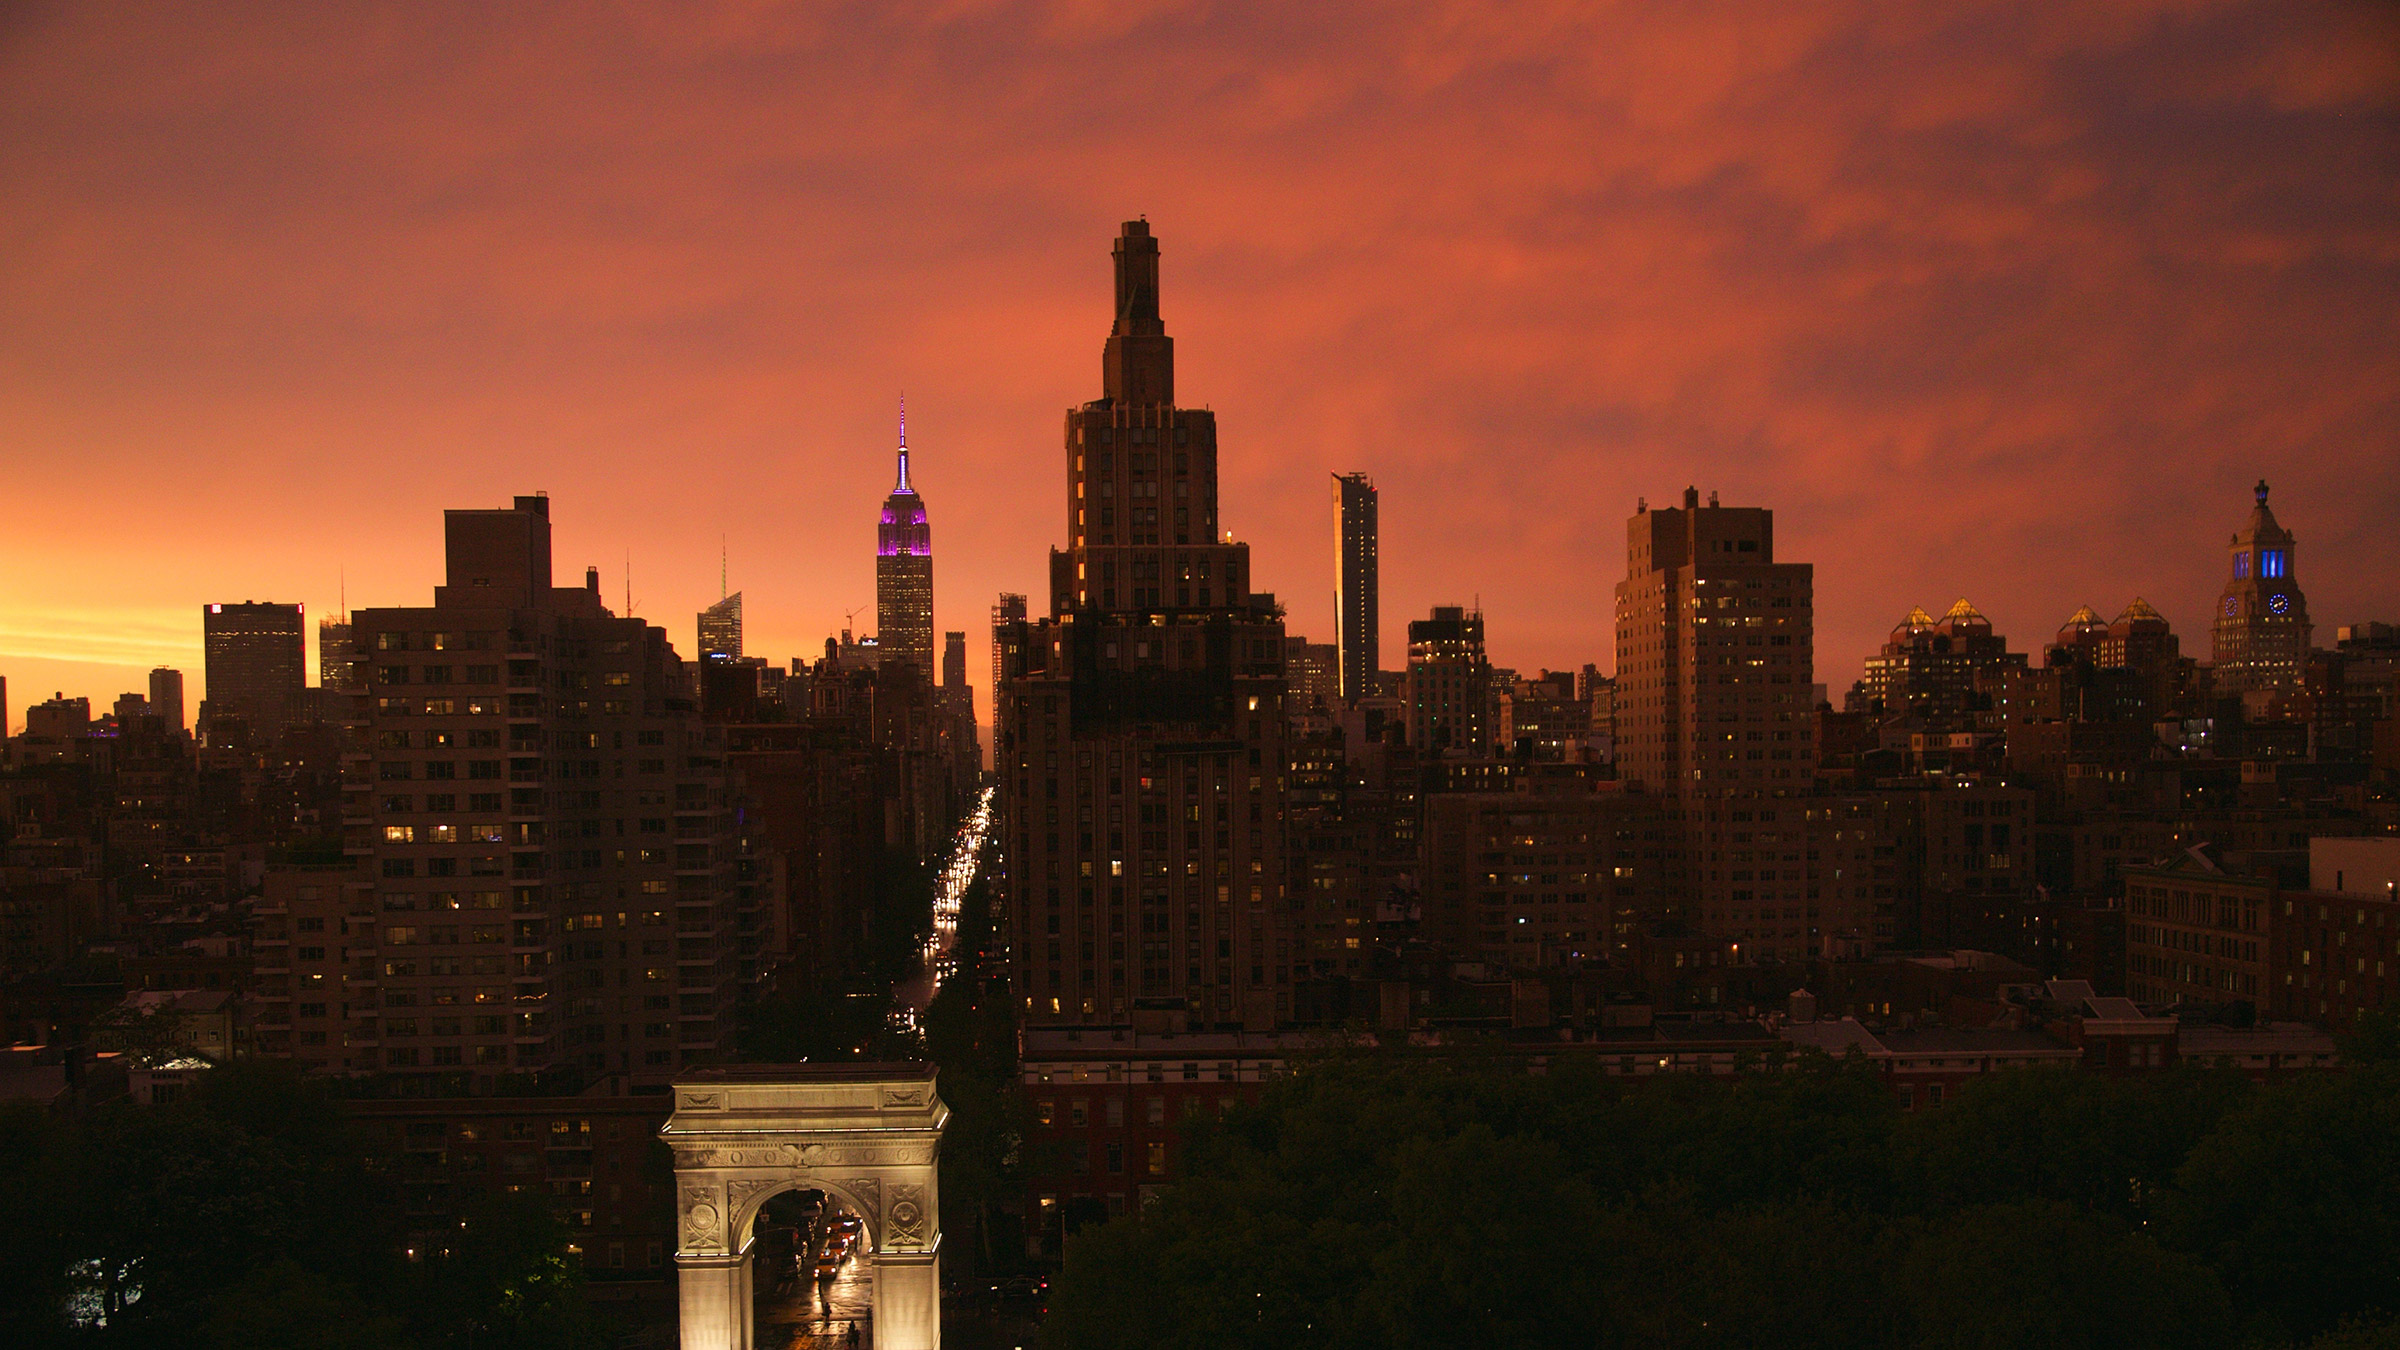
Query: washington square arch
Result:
<box><xmin>665</xmin><ymin>1065</ymin><xmax>949</xmax><ymax>1350</ymax></box>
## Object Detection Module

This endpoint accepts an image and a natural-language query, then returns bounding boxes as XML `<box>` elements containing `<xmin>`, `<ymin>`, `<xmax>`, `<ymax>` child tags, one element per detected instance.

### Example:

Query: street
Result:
<box><xmin>755</xmin><ymin>1244</ymin><xmax>873</xmax><ymax>1350</ymax></box>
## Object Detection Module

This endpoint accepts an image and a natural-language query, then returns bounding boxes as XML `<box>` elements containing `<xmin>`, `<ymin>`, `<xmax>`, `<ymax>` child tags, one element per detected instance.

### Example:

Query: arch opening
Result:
<box><xmin>734</xmin><ymin>1177</ymin><xmax>881</xmax><ymax>1254</ymax></box>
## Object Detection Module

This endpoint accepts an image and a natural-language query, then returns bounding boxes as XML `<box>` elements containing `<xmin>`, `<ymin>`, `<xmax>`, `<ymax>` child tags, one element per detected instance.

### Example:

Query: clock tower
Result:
<box><xmin>2209</xmin><ymin>479</ymin><xmax>2311</xmax><ymax>693</ymax></box>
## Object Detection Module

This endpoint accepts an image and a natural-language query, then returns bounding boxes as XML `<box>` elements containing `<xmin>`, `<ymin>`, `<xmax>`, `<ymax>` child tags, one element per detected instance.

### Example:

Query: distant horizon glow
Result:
<box><xmin>2</xmin><ymin>3</ymin><xmax>2395</xmax><ymax>730</ymax></box>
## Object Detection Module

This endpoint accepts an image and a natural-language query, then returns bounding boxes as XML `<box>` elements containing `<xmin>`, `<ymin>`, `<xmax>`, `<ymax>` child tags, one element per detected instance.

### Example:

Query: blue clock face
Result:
<box><xmin>2224</xmin><ymin>597</ymin><xmax>2240</xmax><ymax>618</ymax></box>
<box><xmin>2268</xmin><ymin>593</ymin><xmax>2290</xmax><ymax>615</ymax></box>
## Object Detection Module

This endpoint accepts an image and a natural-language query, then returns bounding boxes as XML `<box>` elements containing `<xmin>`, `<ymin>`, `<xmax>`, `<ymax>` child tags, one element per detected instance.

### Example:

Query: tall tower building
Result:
<box><xmin>996</xmin><ymin>220</ymin><xmax>1294</xmax><ymax>1032</ymax></box>
<box><xmin>2211</xmin><ymin>480</ymin><xmax>2312</xmax><ymax>693</ymax></box>
<box><xmin>1615</xmin><ymin>488</ymin><xmax>1817</xmax><ymax>959</ymax></box>
<box><xmin>201</xmin><ymin>601</ymin><xmax>306</xmax><ymax>742</ymax></box>
<box><xmin>698</xmin><ymin>592</ymin><xmax>744</xmax><ymax>663</ymax></box>
<box><xmin>148</xmin><ymin>667</ymin><xmax>185</xmax><ymax>734</ymax></box>
<box><xmin>1333</xmin><ymin>473</ymin><xmax>1379</xmax><ymax>702</ymax></box>
<box><xmin>335</xmin><ymin>496</ymin><xmax>740</xmax><ymax>1086</ymax></box>
<box><xmin>876</xmin><ymin>408</ymin><xmax>936</xmax><ymax>679</ymax></box>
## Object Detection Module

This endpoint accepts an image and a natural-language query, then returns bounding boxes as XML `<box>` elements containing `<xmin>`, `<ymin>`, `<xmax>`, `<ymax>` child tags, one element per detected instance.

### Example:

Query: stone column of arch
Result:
<box><xmin>664</xmin><ymin>1065</ymin><xmax>949</xmax><ymax>1350</ymax></box>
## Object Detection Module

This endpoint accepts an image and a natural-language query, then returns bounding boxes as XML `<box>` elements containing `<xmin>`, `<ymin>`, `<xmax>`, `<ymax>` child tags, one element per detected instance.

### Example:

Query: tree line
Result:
<box><xmin>0</xmin><ymin>1061</ymin><xmax>608</xmax><ymax>1350</ymax></box>
<box><xmin>1041</xmin><ymin>1020</ymin><xmax>2400</xmax><ymax>1350</ymax></box>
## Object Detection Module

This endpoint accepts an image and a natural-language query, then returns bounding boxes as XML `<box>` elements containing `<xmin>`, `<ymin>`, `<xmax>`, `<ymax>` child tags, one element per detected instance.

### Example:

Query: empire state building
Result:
<box><xmin>876</xmin><ymin>407</ymin><xmax>935</xmax><ymax>678</ymax></box>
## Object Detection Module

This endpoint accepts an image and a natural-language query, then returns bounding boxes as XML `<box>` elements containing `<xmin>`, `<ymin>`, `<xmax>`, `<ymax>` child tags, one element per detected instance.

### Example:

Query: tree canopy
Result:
<box><xmin>0</xmin><ymin>1060</ymin><xmax>606</xmax><ymax>1350</ymax></box>
<box><xmin>1042</xmin><ymin>1052</ymin><xmax>2400</xmax><ymax>1350</ymax></box>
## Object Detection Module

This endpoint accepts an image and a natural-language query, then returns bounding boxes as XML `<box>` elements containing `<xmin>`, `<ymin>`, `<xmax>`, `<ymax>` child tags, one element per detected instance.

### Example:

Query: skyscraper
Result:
<box><xmin>1403</xmin><ymin>606</ymin><xmax>1490</xmax><ymax>755</ymax></box>
<box><xmin>941</xmin><ymin>631</ymin><xmax>968</xmax><ymax>691</ymax></box>
<box><xmin>1615</xmin><ymin>488</ymin><xmax>1817</xmax><ymax>960</ymax></box>
<box><xmin>996</xmin><ymin>220</ymin><xmax>1293</xmax><ymax>1032</ymax></box>
<box><xmin>877</xmin><ymin>407</ymin><xmax>935</xmax><ymax>678</ymax></box>
<box><xmin>148</xmin><ymin>667</ymin><xmax>184</xmax><ymax>733</ymax></box>
<box><xmin>2211</xmin><ymin>480</ymin><xmax>2311</xmax><ymax>692</ymax></box>
<box><xmin>201</xmin><ymin>601</ymin><xmax>305</xmax><ymax>742</ymax></box>
<box><xmin>991</xmin><ymin>594</ymin><xmax>1026</xmax><ymax>699</ymax></box>
<box><xmin>343</xmin><ymin>495</ymin><xmax>740</xmax><ymax>1085</ymax></box>
<box><xmin>698</xmin><ymin>592</ymin><xmax>744</xmax><ymax>663</ymax></box>
<box><xmin>1333</xmin><ymin>472</ymin><xmax>1379</xmax><ymax>703</ymax></box>
<box><xmin>319</xmin><ymin>615</ymin><xmax>360</xmax><ymax>693</ymax></box>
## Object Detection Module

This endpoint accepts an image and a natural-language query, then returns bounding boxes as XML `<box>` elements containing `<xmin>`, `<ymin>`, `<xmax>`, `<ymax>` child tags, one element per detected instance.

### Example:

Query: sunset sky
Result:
<box><xmin>4</xmin><ymin>1</ymin><xmax>2396</xmax><ymax>730</ymax></box>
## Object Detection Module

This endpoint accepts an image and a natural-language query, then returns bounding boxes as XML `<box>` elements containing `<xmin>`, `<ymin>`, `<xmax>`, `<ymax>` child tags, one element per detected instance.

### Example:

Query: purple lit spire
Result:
<box><xmin>878</xmin><ymin>396</ymin><xmax>930</xmax><ymax>557</ymax></box>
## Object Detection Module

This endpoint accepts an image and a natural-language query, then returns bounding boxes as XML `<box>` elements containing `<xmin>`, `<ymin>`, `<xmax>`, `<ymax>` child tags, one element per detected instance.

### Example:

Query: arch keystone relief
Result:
<box><xmin>664</xmin><ymin>1065</ymin><xmax>949</xmax><ymax>1350</ymax></box>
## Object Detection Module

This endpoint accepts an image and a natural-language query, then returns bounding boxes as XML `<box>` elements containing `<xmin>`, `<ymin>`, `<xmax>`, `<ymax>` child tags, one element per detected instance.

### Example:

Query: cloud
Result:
<box><xmin>0</xmin><ymin>0</ymin><xmax>2394</xmax><ymax>712</ymax></box>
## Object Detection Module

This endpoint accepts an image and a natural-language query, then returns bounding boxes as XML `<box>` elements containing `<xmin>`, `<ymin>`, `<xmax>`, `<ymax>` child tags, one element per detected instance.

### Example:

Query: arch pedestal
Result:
<box><xmin>664</xmin><ymin>1065</ymin><xmax>948</xmax><ymax>1350</ymax></box>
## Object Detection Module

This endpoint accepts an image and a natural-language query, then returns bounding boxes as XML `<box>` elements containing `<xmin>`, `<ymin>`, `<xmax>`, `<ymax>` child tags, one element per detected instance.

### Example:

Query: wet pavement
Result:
<box><xmin>752</xmin><ymin>1248</ymin><xmax>1047</xmax><ymax>1349</ymax></box>
<box><xmin>756</xmin><ymin>1244</ymin><xmax>873</xmax><ymax>1348</ymax></box>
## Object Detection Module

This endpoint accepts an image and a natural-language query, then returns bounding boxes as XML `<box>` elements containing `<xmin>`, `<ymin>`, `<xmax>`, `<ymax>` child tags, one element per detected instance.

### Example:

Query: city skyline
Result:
<box><xmin>6</xmin><ymin>4</ymin><xmax>2397</xmax><ymax>728</ymax></box>
<box><xmin>7</xmin><ymin>11</ymin><xmax>2400</xmax><ymax>1346</ymax></box>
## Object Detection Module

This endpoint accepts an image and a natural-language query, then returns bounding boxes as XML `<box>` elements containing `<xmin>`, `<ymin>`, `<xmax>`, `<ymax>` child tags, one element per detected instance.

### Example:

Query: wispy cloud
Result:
<box><xmin>0</xmin><ymin>0</ymin><xmax>2393</xmax><ymax>706</ymax></box>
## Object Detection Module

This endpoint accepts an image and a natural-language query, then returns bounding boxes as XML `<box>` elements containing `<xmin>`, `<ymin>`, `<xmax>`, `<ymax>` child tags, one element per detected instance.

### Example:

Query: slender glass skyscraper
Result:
<box><xmin>698</xmin><ymin>592</ymin><xmax>744</xmax><ymax>662</ymax></box>
<box><xmin>1333</xmin><ymin>472</ymin><xmax>1379</xmax><ymax>702</ymax></box>
<box><xmin>876</xmin><ymin>405</ymin><xmax>935</xmax><ymax>678</ymax></box>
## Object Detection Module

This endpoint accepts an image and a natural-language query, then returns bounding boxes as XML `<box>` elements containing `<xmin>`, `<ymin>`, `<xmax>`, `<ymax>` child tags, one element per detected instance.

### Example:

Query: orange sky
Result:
<box><xmin>3</xmin><ymin>1</ymin><xmax>2397</xmax><ymax>730</ymax></box>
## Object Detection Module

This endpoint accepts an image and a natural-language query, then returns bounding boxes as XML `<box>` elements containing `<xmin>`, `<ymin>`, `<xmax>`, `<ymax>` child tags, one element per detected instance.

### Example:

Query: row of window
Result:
<box><xmin>385</xmin><ymin>824</ymin><xmax>509</xmax><ymax>844</ymax></box>
<box><xmin>381</xmin><ymin>794</ymin><xmax>508</xmax><ymax>813</ymax></box>
<box><xmin>373</xmin><ymin>632</ymin><xmax>498</xmax><ymax>652</ymax></box>
<box><xmin>377</xmin><ymin>664</ymin><xmax>505</xmax><ymax>685</ymax></box>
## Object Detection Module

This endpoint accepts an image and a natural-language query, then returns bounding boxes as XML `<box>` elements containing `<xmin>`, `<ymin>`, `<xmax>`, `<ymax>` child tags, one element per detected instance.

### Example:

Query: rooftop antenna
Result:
<box><xmin>720</xmin><ymin>536</ymin><xmax>727</xmax><ymax>602</ymax></box>
<box><xmin>624</xmin><ymin>551</ymin><xmax>637</xmax><ymax>618</ymax></box>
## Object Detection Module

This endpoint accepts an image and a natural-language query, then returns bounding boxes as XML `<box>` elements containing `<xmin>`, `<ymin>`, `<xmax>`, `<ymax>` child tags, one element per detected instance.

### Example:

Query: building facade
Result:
<box><xmin>876</xmin><ymin>416</ymin><xmax>935</xmax><ymax>679</ymax></box>
<box><xmin>1848</xmin><ymin>598</ymin><xmax>2022</xmax><ymax>724</ymax></box>
<box><xmin>697</xmin><ymin>593</ymin><xmax>743</xmax><ymax>664</ymax></box>
<box><xmin>1403</xmin><ymin>606</ymin><xmax>1490</xmax><ymax>756</ymax></box>
<box><xmin>1418</xmin><ymin>781</ymin><xmax>1666</xmax><ymax>969</ymax></box>
<box><xmin>320</xmin><ymin>615</ymin><xmax>360</xmax><ymax>693</ymax></box>
<box><xmin>1332</xmin><ymin>472</ymin><xmax>1379</xmax><ymax>704</ymax></box>
<box><xmin>341</xmin><ymin>496</ymin><xmax>740</xmax><ymax>1086</ymax></box>
<box><xmin>1499</xmin><ymin>670</ymin><xmax>1594</xmax><ymax>761</ymax></box>
<box><xmin>148</xmin><ymin>667</ymin><xmax>185</xmax><ymax>734</ymax></box>
<box><xmin>202</xmin><ymin>600</ymin><xmax>306</xmax><ymax>742</ymax></box>
<box><xmin>2124</xmin><ymin>850</ymin><xmax>2272</xmax><ymax>1009</ymax></box>
<box><xmin>1613</xmin><ymin>489</ymin><xmax>1818</xmax><ymax>960</ymax></box>
<box><xmin>2211</xmin><ymin>480</ymin><xmax>2311</xmax><ymax>692</ymax></box>
<box><xmin>996</xmin><ymin>220</ymin><xmax>1295</xmax><ymax>1033</ymax></box>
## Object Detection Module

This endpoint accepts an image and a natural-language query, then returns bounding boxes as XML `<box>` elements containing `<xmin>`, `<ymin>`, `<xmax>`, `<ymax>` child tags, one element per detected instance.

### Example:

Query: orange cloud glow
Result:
<box><xmin>2</xmin><ymin>1</ymin><xmax>2395</xmax><ymax>724</ymax></box>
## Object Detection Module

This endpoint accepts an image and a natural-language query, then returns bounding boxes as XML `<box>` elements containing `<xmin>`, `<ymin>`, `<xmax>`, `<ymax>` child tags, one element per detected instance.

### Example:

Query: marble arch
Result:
<box><xmin>665</xmin><ymin>1065</ymin><xmax>948</xmax><ymax>1350</ymax></box>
